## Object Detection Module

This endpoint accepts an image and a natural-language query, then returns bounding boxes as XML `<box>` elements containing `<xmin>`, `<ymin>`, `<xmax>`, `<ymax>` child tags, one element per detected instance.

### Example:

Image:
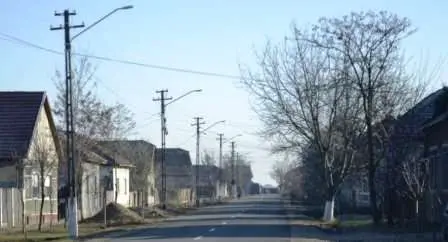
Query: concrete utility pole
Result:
<box><xmin>50</xmin><ymin>10</ymin><xmax>84</xmax><ymax>239</ymax></box>
<box><xmin>230</xmin><ymin>141</ymin><xmax>237</xmax><ymax>199</ymax></box>
<box><xmin>236</xmin><ymin>152</ymin><xmax>239</xmax><ymax>197</ymax></box>
<box><xmin>153</xmin><ymin>90</ymin><xmax>172</xmax><ymax>210</ymax></box>
<box><xmin>51</xmin><ymin>6</ymin><xmax>133</xmax><ymax>238</ymax></box>
<box><xmin>217</xmin><ymin>133</ymin><xmax>224</xmax><ymax>200</ymax></box>
<box><xmin>192</xmin><ymin>117</ymin><xmax>205</xmax><ymax>207</ymax></box>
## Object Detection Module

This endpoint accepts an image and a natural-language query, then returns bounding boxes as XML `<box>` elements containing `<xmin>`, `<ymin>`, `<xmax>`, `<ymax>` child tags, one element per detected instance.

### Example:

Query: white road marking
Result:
<box><xmin>194</xmin><ymin>236</ymin><xmax>203</xmax><ymax>240</ymax></box>
<box><xmin>222</xmin><ymin>221</ymin><xmax>227</xmax><ymax>224</ymax></box>
<box><xmin>209</xmin><ymin>228</ymin><xmax>215</xmax><ymax>232</ymax></box>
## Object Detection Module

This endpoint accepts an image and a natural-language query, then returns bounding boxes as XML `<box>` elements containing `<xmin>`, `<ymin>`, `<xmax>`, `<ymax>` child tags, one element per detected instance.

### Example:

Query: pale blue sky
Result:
<box><xmin>1</xmin><ymin>0</ymin><xmax>447</xmax><ymax>185</ymax></box>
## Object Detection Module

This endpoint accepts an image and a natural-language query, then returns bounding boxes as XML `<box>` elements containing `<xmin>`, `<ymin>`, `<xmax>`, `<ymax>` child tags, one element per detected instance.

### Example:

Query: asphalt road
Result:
<box><xmin>97</xmin><ymin>194</ymin><xmax>293</xmax><ymax>242</ymax></box>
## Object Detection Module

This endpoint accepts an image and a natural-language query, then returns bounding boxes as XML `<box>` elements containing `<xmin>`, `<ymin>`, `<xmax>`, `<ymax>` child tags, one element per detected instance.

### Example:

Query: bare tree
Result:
<box><xmin>297</xmin><ymin>11</ymin><xmax>421</xmax><ymax>223</ymax></box>
<box><xmin>241</xmin><ymin>26</ymin><xmax>364</xmax><ymax>220</ymax></box>
<box><xmin>99</xmin><ymin>104</ymin><xmax>136</xmax><ymax>204</ymax></box>
<box><xmin>53</xmin><ymin>56</ymin><xmax>105</xmax><ymax>220</ymax></box>
<box><xmin>399</xmin><ymin>143</ymin><xmax>428</xmax><ymax>231</ymax></box>
<box><xmin>270</xmin><ymin>159</ymin><xmax>292</xmax><ymax>188</ymax></box>
<box><xmin>201</xmin><ymin>149</ymin><xmax>216</xmax><ymax>166</ymax></box>
<box><xmin>53</xmin><ymin>56</ymin><xmax>136</xmax><ymax>211</ymax></box>
<box><xmin>30</xmin><ymin>135</ymin><xmax>58</xmax><ymax>232</ymax></box>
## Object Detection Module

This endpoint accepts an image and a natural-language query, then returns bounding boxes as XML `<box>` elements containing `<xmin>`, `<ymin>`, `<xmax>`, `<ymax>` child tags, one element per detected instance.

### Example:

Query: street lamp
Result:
<box><xmin>202</xmin><ymin>120</ymin><xmax>226</xmax><ymax>135</ymax></box>
<box><xmin>71</xmin><ymin>5</ymin><xmax>134</xmax><ymax>41</ymax></box>
<box><xmin>155</xmin><ymin>88</ymin><xmax>202</xmax><ymax>210</ymax></box>
<box><xmin>166</xmin><ymin>89</ymin><xmax>202</xmax><ymax>107</ymax></box>
<box><xmin>50</xmin><ymin>5</ymin><xmax>133</xmax><ymax>239</ymax></box>
<box><xmin>195</xmin><ymin>120</ymin><xmax>225</xmax><ymax>207</ymax></box>
<box><xmin>227</xmin><ymin>134</ymin><xmax>242</xmax><ymax>198</ymax></box>
<box><xmin>226</xmin><ymin>134</ymin><xmax>242</xmax><ymax>143</ymax></box>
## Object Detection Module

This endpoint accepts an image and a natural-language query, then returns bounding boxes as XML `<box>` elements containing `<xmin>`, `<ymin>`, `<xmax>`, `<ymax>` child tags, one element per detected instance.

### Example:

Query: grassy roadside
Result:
<box><xmin>316</xmin><ymin>217</ymin><xmax>441</xmax><ymax>235</ymax></box>
<box><xmin>0</xmin><ymin>220</ymin><xmax>165</xmax><ymax>242</ymax></box>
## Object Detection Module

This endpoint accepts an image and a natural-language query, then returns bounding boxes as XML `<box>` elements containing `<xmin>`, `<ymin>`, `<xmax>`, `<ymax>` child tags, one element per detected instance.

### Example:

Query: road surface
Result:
<box><xmin>93</xmin><ymin>194</ymin><xmax>299</xmax><ymax>242</ymax></box>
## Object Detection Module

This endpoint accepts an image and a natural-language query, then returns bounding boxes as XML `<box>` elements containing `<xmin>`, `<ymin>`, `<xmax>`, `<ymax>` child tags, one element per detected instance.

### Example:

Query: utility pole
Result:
<box><xmin>50</xmin><ymin>10</ymin><xmax>84</xmax><ymax>239</ymax></box>
<box><xmin>192</xmin><ymin>117</ymin><xmax>205</xmax><ymax>207</ymax></box>
<box><xmin>236</xmin><ymin>152</ymin><xmax>239</xmax><ymax>198</ymax></box>
<box><xmin>230</xmin><ymin>141</ymin><xmax>236</xmax><ymax>199</ymax></box>
<box><xmin>217</xmin><ymin>133</ymin><xmax>224</xmax><ymax>200</ymax></box>
<box><xmin>153</xmin><ymin>90</ymin><xmax>172</xmax><ymax>210</ymax></box>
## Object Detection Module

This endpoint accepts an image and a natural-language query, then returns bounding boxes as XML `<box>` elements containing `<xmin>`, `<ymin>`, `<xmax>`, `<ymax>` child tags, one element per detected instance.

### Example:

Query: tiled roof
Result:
<box><xmin>192</xmin><ymin>165</ymin><xmax>221</xmax><ymax>179</ymax></box>
<box><xmin>155</xmin><ymin>148</ymin><xmax>192</xmax><ymax>167</ymax></box>
<box><xmin>0</xmin><ymin>91</ymin><xmax>45</xmax><ymax>160</ymax></box>
<box><xmin>97</xmin><ymin>140</ymin><xmax>156</xmax><ymax>166</ymax></box>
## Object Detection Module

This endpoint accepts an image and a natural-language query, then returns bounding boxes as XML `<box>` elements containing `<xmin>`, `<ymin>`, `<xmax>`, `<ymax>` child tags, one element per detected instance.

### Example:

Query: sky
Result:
<box><xmin>1</xmin><ymin>0</ymin><xmax>448</xmax><ymax>186</ymax></box>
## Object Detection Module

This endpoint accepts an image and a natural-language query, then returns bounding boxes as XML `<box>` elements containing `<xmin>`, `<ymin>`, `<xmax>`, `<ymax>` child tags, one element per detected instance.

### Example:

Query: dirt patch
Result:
<box><xmin>82</xmin><ymin>203</ymin><xmax>145</xmax><ymax>226</ymax></box>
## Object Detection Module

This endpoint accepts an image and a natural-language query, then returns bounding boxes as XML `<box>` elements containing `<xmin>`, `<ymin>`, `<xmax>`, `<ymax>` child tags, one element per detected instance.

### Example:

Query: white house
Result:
<box><xmin>92</xmin><ymin>145</ymin><xmax>134</xmax><ymax>207</ymax></box>
<box><xmin>97</xmin><ymin>140</ymin><xmax>157</xmax><ymax>208</ymax></box>
<box><xmin>58</xmin><ymin>138</ymin><xmax>134</xmax><ymax>220</ymax></box>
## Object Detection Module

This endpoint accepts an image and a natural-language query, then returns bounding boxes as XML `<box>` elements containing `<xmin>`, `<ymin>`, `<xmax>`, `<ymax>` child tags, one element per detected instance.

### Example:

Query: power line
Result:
<box><xmin>0</xmin><ymin>32</ymin><xmax>241</xmax><ymax>80</ymax></box>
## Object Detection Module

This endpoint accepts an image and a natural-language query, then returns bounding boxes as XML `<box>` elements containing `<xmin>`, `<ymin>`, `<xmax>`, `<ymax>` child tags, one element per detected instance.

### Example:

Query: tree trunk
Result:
<box><xmin>49</xmin><ymin>192</ymin><xmax>53</xmax><ymax>231</ymax></box>
<box><xmin>20</xmin><ymin>188</ymin><xmax>26</xmax><ymax>239</ymax></box>
<box><xmin>323</xmin><ymin>198</ymin><xmax>335</xmax><ymax>221</ymax></box>
<box><xmin>103</xmin><ymin>185</ymin><xmax>107</xmax><ymax>228</ymax></box>
<box><xmin>415</xmin><ymin>199</ymin><xmax>421</xmax><ymax>233</ymax></box>
<box><xmin>38</xmin><ymin>175</ymin><xmax>45</xmax><ymax>231</ymax></box>
<box><xmin>114</xmin><ymin>169</ymin><xmax>118</xmax><ymax>204</ymax></box>
<box><xmin>323</xmin><ymin>190</ymin><xmax>336</xmax><ymax>221</ymax></box>
<box><xmin>366</xmin><ymin>106</ymin><xmax>380</xmax><ymax>225</ymax></box>
<box><xmin>386</xmin><ymin>188</ymin><xmax>394</xmax><ymax>226</ymax></box>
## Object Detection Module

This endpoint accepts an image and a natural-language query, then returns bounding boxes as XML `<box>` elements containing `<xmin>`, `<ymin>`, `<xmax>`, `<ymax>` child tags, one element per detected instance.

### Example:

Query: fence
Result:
<box><xmin>0</xmin><ymin>187</ymin><xmax>22</xmax><ymax>228</ymax></box>
<box><xmin>0</xmin><ymin>187</ymin><xmax>57</xmax><ymax>229</ymax></box>
<box><xmin>129</xmin><ymin>191</ymin><xmax>156</xmax><ymax>208</ymax></box>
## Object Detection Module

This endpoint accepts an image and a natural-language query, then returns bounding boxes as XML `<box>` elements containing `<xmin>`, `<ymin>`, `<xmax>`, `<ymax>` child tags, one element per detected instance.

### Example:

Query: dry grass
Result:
<box><xmin>0</xmin><ymin>223</ymin><xmax>102</xmax><ymax>241</ymax></box>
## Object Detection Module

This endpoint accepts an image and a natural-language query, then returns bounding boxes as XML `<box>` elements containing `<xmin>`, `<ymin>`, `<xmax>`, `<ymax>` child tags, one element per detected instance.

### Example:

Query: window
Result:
<box><xmin>124</xmin><ymin>178</ymin><xmax>127</xmax><ymax>194</ymax></box>
<box><xmin>44</xmin><ymin>176</ymin><xmax>52</xmax><ymax>198</ymax></box>
<box><xmin>116</xmin><ymin>178</ymin><xmax>120</xmax><ymax>193</ymax></box>
<box><xmin>31</xmin><ymin>172</ymin><xmax>39</xmax><ymax>198</ymax></box>
<box><xmin>93</xmin><ymin>175</ymin><xmax>97</xmax><ymax>194</ymax></box>
<box><xmin>86</xmin><ymin>175</ymin><xmax>90</xmax><ymax>195</ymax></box>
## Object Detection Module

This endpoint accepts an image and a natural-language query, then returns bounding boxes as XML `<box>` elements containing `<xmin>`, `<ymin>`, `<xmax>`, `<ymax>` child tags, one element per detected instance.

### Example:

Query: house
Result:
<box><xmin>235</xmin><ymin>163</ymin><xmax>253</xmax><ymax>196</ymax></box>
<box><xmin>97</xmin><ymin>140</ymin><xmax>157</xmax><ymax>208</ymax></box>
<box><xmin>249</xmin><ymin>182</ymin><xmax>262</xmax><ymax>195</ymax></box>
<box><xmin>0</xmin><ymin>91</ymin><xmax>61</xmax><ymax>227</ymax></box>
<box><xmin>385</xmin><ymin>87</ymin><xmax>448</xmax><ymax>222</ymax></box>
<box><xmin>421</xmin><ymin>87</ymin><xmax>448</xmax><ymax>222</ymax></box>
<box><xmin>91</xmin><ymin>145</ymin><xmax>134</xmax><ymax>207</ymax></box>
<box><xmin>58</xmin><ymin>136</ymin><xmax>134</xmax><ymax>220</ymax></box>
<box><xmin>338</xmin><ymin>174</ymin><xmax>370</xmax><ymax>210</ymax></box>
<box><xmin>155</xmin><ymin>148</ymin><xmax>193</xmax><ymax>206</ymax></box>
<box><xmin>192</xmin><ymin>165</ymin><xmax>221</xmax><ymax>202</ymax></box>
<box><xmin>261</xmin><ymin>185</ymin><xmax>279</xmax><ymax>194</ymax></box>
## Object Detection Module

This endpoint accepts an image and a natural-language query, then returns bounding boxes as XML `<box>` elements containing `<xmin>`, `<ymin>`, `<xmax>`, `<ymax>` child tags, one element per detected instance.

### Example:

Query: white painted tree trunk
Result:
<box><xmin>323</xmin><ymin>198</ymin><xmax>335</xmax><ymax>221</ymax></box>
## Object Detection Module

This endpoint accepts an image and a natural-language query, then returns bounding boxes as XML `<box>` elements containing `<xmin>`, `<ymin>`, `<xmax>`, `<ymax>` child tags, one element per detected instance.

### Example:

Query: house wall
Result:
<box><xmin>145</xmin><ymin>173</ymin><xmax>156</xmax><ymax>206</ymax></box>
<box><xmin>24</xmin><ymin>104</ymin><xmax>59</xmax><ymax>224</ymax></box>
<box><xmin>423</xmin><ymin>124</ymin><xmax>448</xmax><ymax>222</ymax></box>
<box><xmin>80</xmin><ymin>162</ymin><xmax>102</xmax><ymax>220</ymax></box>
<box><xmin>112</xmin><ymin>167</ymin><xmax>130</xmax><ymax>206</ymax></box>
